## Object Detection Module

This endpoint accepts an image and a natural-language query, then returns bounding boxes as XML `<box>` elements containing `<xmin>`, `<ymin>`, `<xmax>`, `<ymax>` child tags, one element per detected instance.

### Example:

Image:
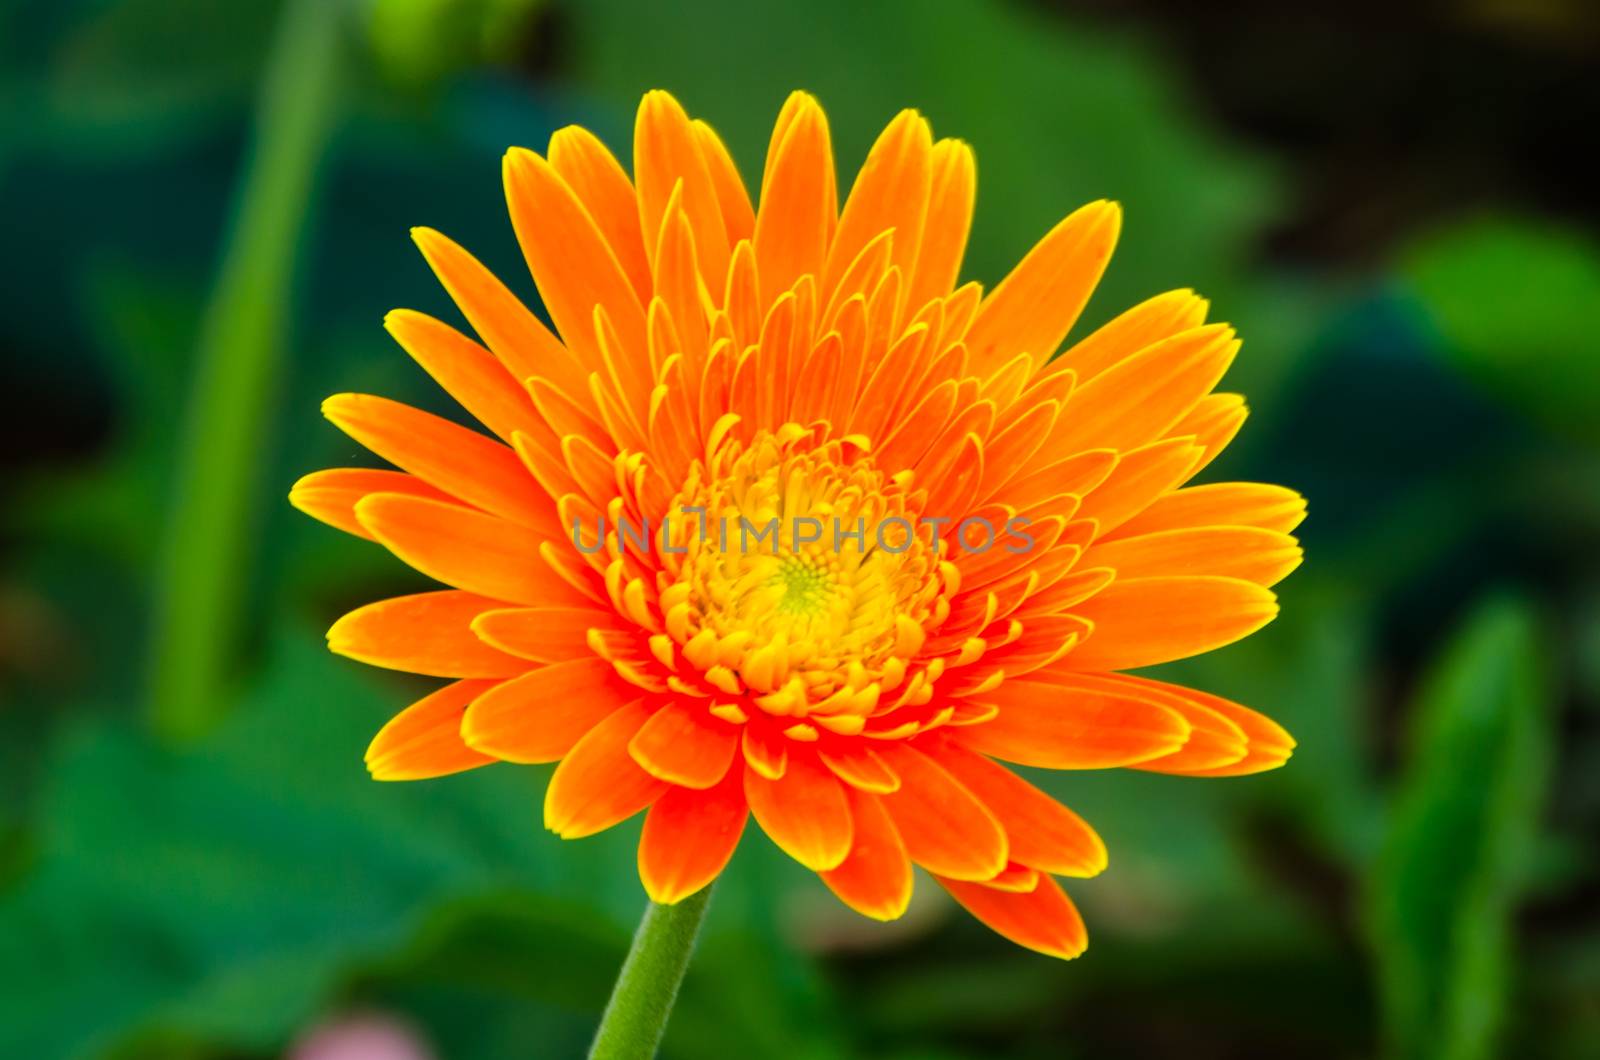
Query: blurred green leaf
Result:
<box><xmin>0</xmin><ymin>632</ymin><xmax>842</xmax><ymax>1058</ymax></box>
<box><xmin>1366</xmin><ymin>596</ymin><xmax>1552</xmax><ymax>1060</ymax></box>
<box><xmin>0</xmin><ymin>633</ymin><xmax>631</xmax><ymax>1057</ymax></box>
<box><xmin>1406</xmin><ymin>216</ymin><xmax>1600</xmax><ymax>442</ymax></box>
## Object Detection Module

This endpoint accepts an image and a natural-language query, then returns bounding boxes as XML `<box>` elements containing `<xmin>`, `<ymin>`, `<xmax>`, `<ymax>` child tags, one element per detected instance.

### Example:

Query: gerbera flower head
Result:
<box><xmin>292</xmin><ymin>89</ymin><xmax>1304</xmax><ymax>959</ymax></box>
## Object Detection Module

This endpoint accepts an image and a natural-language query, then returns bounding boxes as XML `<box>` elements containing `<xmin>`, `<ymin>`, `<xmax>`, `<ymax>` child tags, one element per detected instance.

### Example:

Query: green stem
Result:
<box><xmin>148</xmin><ymin>0</ymin><xmax>344</xmax><ymax>741</ymax></box>
<box><xmin>589</xmin><ymin>888</ymin><xmax>714</xmax><ymax>1060</ymax></box>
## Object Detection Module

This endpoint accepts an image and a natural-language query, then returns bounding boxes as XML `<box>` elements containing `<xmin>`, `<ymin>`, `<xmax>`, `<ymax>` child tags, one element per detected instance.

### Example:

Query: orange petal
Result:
<box><xmin>819</xmin><ymin>229</ymin><xmax>892</xmax><ymax>331</ymax></box>
<box><xmin>792</xmin><ymin>329</ymin><xmax>845</xmax><ymax>425</ymax></box>
<box><xmin>955</xmin><ymin>677</ymin><xmax>1190</xmax><ymax>769</ymax></box>
<box><xmin>937</xmin><ymin>873</ymin><xmax>1087</xmax><ymax>959</ymax></box>
<box><xmin>1177</xmin><ymin>391</ymin><xmax>1248</xmax><ymax>472</ymax></box>
<box><xmin>328</xmin><ymin>590</ymin><xmax>530</xmax><ymax>678</ymax></box>
<box><xmin>1110</xmin><ymin>674</ymin><xmax>1296</xmax><ymax>776</ymax></box>
<box><xmin>1106</xmin><ymin>482</ymin><xmax>1308</xmax><ymax>540</ymax></box>
<box><xmin>461</xmin><ymin>658</ymin><xmax>637</xmax><ymax>763</ymax></box>
<box><xmin>628</xmin><ymin>702</ymin><xmax>740</xmax><ymax>789</ymax></box>
<box><xmin>966</xmin><ymin>200</ymin><xmax>1121</xmax><ymax>375</ymax></box>
<box><xmin>906</xmin><ymin>138</ymin><xmax>976</xmax><ymax>310</ymax></box>
<box><xmin>978</xmin><ymin>397</ymin><xmax>1063</xmax><ymax>501</ymax></box>
<box><xmin>1043</xmin><ymin>672</ymin><xmax>1247</xmax><ymax>773</ymax></box>
<box><xmin>410</xmin><ymin>226</ymin><xmax>589</xmax><ymax>402</ymax></box>
<box><xmin>548</xmin><ymin>124</ymin><xmax>652</xmax><ymax>300</ymax></box>
<box><xmin>638</xmin><ymin>764</ymin><xmax>748</xmax><ymax>903</ymax></box>
<box><xmin>1048</xmin><ymin>324</ymin><xmax>1238</xmax><ymax>455</ymax></box>
<box><xmin>1003</xmin><ymin>449</ymin><xmax>1118</xmax><ymax>510</ymax></box>
<box><xmin>525</xmin><ymin>377</ymin><xmax>609</xmax><ymax>453</ymax></box>
<box><xmin>545</xmin><ymin>699</ymin><xmax>668</xmax><ymax>838</ymax></box>
<box><xmin>919</xmin><ymin>429</ymin><xmax>987</xmax><ymax>520</ymax></box>
<box><xmin>288</xmin><ymin>468</ymin><xmax>451</xmax><ymax>541</ymax></box>
<box><xmin>873</xmin><ymin>743</ymin><xmax>1008</xmax><ymax>881</ymax></box>
<box><xmin>978</xmin><ymin>862</ymin><xmax>1041</xmax><ymax>893</ymax></box>
<box><xmin>503</xmin><ymin>147</ymin><xmax>646</xmax><ymax>372</ymax></box>
<box><xmin>1064</xmin><ymin>575</ymin><xmax>1279</xmax><ymax>671</ymax></box>
<box><xmin>931</xmin><ymin>742</ymin><xmax>1107</xmax><ymax>877</ymax></box>
<box><xmin>980</xmin><ymin>613</ymin><xmax>1091</xmax><ymax>677</ymax></box>
<box><xmin>471</xmin><ymin>606</ymin><xmax>633</xmax><ymax>663</ymax></box>
<box><xmin>635</xmin><ymin>90</ymin><xmax>731</xmax><ymax>288</ymax></box>
<box><xmin>820</xmin><ymin>786</ymin><xmax>913</xmax><ymax>920</ymax></box>
<box><xmin>825</xmin><ymin>108</ymin><xmax>932</xmax><ymax>302</ymax></box>
<box><xmin>1077</xmin><ymin>436</ymin><xmax>1206</xmax><ymax>537</ymax></box>
<box><xmin>754</xmin><ymin>93</ymin><xmax>835</xmax><ymax>307</ymax></box>
<box><xmin>1014</xmin><ymin>565</ymin><xmax>1116</xmax><ymax>618</ymax></box>
<box><xmin>354</xmin><ymin>493</ymin><xmax>565</xmax><ymax>605</ymax></box>
<box><xmin>1082</xmin><ymin>526</ymin><xmax>1303</xmax><ymax>587</ymax></box>
<box><xmin>323</xmin><ymin>393</ymin><xmax>556</xmax><ymax>534</ymax></box>
<box><xmin>873</xmin><ymin>379</ymin><xmax>959</xmax><ymax>471</ymax></box>
<box><xmin>383</xmin><ymin>309</ymin><xmax>541</xmax><ymax>444</ymax></box>
<box><xmin>692</xmin><ymin>119</ymin><xmax>756</xmax><ymax>245</ymax></box>
<box><xmin>741</xmin><ymin>725</ymin><xmax>789</xmax><ymax>780</ymax></box>
<box><xmin>818</xmin><ymin>744</ymin><xmax>901</xmax><ymax>793</ymax></box>
<box><xmin>1051</xmin><ymin>287</ymin><xmax>1209</xmax><ymax>383</ymax></box>
<box><xmin>743</xmin><ymin>750</ymin><xmax>852</xmax><ymax>871</ymax></box>
<box><xmin>651</xmin><ymin>196</ymin><xmax>712</xmax><ymax>373</ymax></box>
<box><xmin>366</xmin><ymin>678</ymin><xmax>499</xmax><ymax>781</ymax></box>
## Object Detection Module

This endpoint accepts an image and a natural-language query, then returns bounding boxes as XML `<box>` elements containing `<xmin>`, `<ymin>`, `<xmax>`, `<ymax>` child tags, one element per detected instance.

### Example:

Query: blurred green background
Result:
<box><xmin>3</xmin><ymin>0</ymin><xmax>1599</xmax><ymax>1056</ymax></box>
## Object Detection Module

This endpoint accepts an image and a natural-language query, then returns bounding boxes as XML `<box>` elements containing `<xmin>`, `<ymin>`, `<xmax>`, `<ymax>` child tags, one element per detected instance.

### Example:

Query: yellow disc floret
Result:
<box><xmin>657</xmin><ymin>426</ymin><xmax>957</xmax><ymax>731</ymax></box>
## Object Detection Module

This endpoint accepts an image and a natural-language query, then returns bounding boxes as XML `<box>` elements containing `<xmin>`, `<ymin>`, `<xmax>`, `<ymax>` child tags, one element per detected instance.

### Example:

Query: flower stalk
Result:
<box><xmin>149</xmin><ymin>0</ymin><xmax>343</xmax><ymax>740</ymax></box>
<box><xmin>589</xmin><ymin>888</ymin><xmax>713</xmax><ymax>1060</ymax></box>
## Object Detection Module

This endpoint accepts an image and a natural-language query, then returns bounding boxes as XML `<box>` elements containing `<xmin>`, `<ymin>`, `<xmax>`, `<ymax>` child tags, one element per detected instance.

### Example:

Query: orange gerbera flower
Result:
<box><xmin>291</xmin><ymin>90</ymin><xmax>1303</xmax><ymax>959</ymax></box>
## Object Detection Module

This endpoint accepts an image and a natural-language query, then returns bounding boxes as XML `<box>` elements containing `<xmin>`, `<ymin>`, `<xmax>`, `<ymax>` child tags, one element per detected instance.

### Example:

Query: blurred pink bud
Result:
<box><xmin>290</xmin><ymin>1013</ymin><xmax>435</xmax><ymax>1060</ymax></box>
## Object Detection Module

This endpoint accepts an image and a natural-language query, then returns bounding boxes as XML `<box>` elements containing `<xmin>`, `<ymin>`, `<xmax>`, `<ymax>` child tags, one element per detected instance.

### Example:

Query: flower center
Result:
<box><xmin>657</xmin><ymin>425</ymin><xmax>956</xmax><ymax>728</ymax></box>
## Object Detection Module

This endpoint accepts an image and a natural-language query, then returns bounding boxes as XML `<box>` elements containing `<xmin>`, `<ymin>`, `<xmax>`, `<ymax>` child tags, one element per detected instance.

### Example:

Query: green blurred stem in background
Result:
<box><xmin>148</xmin><ymin>0</ymin><xmax>344</xmax><ymax>741</ymax></box>
<box><xmin>590</xmin><ymin>888</ymin><xmax>714</xmax><ymax>1060</ymax></box>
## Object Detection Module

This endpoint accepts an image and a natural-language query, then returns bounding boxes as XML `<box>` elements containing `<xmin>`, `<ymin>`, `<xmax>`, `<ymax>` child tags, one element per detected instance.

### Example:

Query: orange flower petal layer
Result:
<box><xmin>366</xmin><ymin>679</ymin><xmax>499</xmax><ymax>781</ymax></box>
<box><xmin>932</xmin><ymin>741</ymin><xmax>1107</xmax><ymax>877</ymax></box>
<box><xmin>638</xmin><ymin>762</ymin><xmax>748</xmax><ymax>903</ymax></box>
<box><xmin>820</xmin><ymin>785</ymin><xmax>913</xmax><ymax>920</ymax></box>
<box><xmin>956</xmin><ymin>678</ymin><xmax>1191</xmax><ymax>769</ymax></box>
<box><xmin>328</xmin><ymin>590</ymin><xmax>528</xmax><ymax>679</ymax></box>
<box><xmin>545</xmin><ymin>700</ymin><xmax>668</xmax><ymax>838</ymax></box>
<box><xmin>297</xmin><ymin>89</ymin><xmax>1309</xmax><ymax>961</ymax></box>
<box><xmin>461</xmin><ymin>659</ymin><xmax>634</xmax><ymax>764</ymax></box>
<box><xmin>744</xmin><ymin>751</ymin><xmax>853</xmax><ymax>871</ymax></box>
<box><xmin>874</xmin><ymin>743</ymin><xmax>1008</xmax><ymax>881</ymax></box>
<box><xmin>937</xmin><ymin>873</ymin><xmax>1088</xmax><ymax>959</ymax></box>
